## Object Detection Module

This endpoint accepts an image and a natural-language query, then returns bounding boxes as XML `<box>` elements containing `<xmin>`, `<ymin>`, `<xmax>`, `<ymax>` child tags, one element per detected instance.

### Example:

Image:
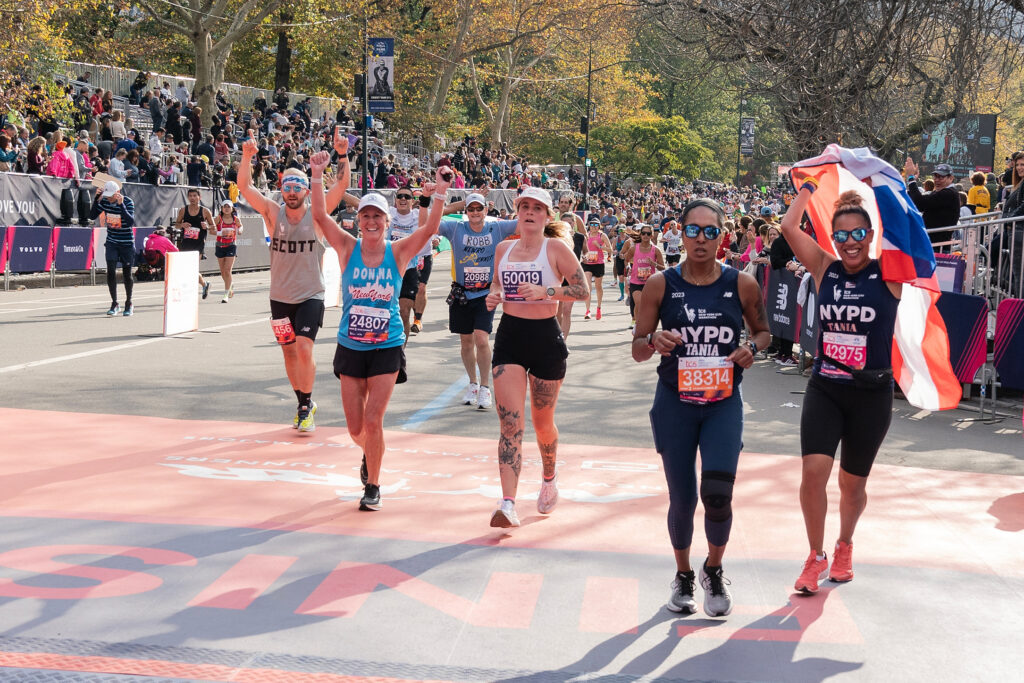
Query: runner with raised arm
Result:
<box><xmin>309</xmin><ymin>151</ymin><xmax>450</xmax><ymax>510</ymax></box>
<box><xmin>237</xmin><ymin>128</ymin><xmax>352</xmax><ymax>432</ymax></box>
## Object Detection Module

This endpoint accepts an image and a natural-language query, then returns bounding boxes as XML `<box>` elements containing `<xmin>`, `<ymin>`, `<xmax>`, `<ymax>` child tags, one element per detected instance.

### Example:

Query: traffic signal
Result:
<box><xmin>580</xmin><ymin>116</ymin><xmax>589</xmax><ymax>135</ymax></box>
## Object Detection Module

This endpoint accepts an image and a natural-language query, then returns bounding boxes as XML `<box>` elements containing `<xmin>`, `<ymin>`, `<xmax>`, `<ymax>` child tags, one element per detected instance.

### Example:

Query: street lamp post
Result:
<box><xmin>735</xmin><ymin>95</ymin><xmax>745</xmax><ymax>187</ymax></box>
<box><xmin>583</xmin><ymin>40</ymin><xmax>593</xmax><ymax>208</ymax></box>
<box><xmin>361</xmin><ymin>7</ymin><xmax>369</xmax><ymax>193</ymax></box>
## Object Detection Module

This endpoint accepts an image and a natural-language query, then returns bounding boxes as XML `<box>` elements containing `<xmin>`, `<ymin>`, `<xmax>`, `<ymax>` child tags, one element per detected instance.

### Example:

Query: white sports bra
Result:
<box><xmin>496</xmin><ymin>239</ymin><xmax>561</xmax><ymax>303</ymax></box>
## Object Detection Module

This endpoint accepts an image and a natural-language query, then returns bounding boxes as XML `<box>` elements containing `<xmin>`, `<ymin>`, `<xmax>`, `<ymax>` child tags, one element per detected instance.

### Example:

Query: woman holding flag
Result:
<box><xmin>781</xmin><ymin>177</ymin><xmax>902</xmax><ymax>595</ymax></box>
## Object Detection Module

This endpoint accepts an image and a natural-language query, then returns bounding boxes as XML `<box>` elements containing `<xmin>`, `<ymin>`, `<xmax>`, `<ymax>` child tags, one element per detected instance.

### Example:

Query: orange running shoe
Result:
<box><xmin>829</xmin><ymin>541</ymin><xmax>854</xmax><ymax>583</ymax></box>
<box><xmin>794</xmin><ymin>551</ymin><xmax>829</xmax><ymax>594</ymax></box>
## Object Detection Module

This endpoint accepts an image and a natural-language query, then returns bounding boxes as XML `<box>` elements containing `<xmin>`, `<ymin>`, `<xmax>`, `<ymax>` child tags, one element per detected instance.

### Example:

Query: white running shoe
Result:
<box><xmin>476</xmin><ymin>385</ymin><xmax>492</xmax><ymax>410</ymax></box>
<box><xmin>490</xmin><ymin>499</ymin><xmax>520</xmax><ymax>528</ymax></box>
<box><xmin>463</xmin><ymin>382</ymin><xmax>479</xmax><ymax>405</ymax></box>
<box><xmin>537</xmin><ymin>475</ymin><xmax>559</xmax><ymax>514</ymax></box>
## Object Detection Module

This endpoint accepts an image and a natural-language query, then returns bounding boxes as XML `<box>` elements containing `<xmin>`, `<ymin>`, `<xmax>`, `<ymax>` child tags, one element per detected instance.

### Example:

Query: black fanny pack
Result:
<box><xmin>447</xmin><ymin>282</ymin><xmax>469</xmax><ymax>306</ymax></box>
<box><xmin>823</xmin><ymin>355</ymin><xmax>893</xmax><ymax>389</ymax></box>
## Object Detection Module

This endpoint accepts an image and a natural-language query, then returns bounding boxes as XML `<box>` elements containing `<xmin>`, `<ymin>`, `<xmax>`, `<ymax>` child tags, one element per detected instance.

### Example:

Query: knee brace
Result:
<box><xmin>700</xmin><ymin>471</ymin><xmax>735</xmax><ymax>523</ymax></box>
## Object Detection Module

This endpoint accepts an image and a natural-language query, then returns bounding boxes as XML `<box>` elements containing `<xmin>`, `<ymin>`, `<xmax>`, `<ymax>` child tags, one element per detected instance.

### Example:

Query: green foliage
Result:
<box><xmin>589</xmin><ymin>115</ymin><xmax>711</xmax><ymax>179</ymax></box>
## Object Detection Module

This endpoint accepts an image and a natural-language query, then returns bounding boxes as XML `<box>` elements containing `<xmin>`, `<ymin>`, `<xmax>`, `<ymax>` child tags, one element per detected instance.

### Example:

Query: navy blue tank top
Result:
<box><xmin>813</xmin><ymin>260</ymin><xmax>898</xmax><ymax>384</ymax></box>
<box><xmin>657</xmin><ymin>264</ymin><xmax>744</xmax><ymax>403</ymax></box>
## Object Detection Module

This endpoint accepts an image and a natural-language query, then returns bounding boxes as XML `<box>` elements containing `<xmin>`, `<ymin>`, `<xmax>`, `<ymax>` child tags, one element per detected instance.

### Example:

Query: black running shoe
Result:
<box><xmin>360</xmin><ymin>454</ymin><xmax>368</xmax><ymax>485</ymax></box>
<box><xmin>359</xmin><ymin>483</ymin><xmax>381</xmax><ymax>511</ymax></box>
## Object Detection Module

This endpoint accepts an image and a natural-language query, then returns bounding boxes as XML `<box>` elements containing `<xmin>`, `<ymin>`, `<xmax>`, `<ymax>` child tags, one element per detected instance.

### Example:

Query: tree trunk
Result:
<box><xmin>491</xmin><ymin>78</ymin><xmax>514</xmax><ymax>146</ymax></box>
<box><xmin>427</xmin><ymin>2</ymin><xmax>474</xmax><ymax>116</ymax></box>
<box><xmin>274</xmin><ymin>12</ymin><xmax>293</xmax><ymax>92</ymax></box>
<box><xmin>193</xmin><ymin>30</ymin><xmax>218</xmax><ymax>130</ymax></box>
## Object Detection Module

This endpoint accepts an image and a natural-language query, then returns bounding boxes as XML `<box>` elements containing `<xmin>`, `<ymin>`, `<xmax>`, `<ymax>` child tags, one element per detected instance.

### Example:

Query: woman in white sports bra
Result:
<box><xmin>484</xmin><ymin>187</ymin><xmax>589</xmax><ymax>528</ymax></box>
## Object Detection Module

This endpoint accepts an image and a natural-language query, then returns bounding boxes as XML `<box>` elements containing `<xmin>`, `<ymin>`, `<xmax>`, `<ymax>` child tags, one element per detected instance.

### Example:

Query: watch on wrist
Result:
<box><xmin>546</xmin><ymin>286</ymin><xmax>557</xmax><ymax>298</ymax></box>
<box><xmin>646</xmin><ymin>332</ymin><xmax>656</xmax><ymax>350</ymax></box>
<box><xmin>747</xmin><ymin>341</ymin><xmax>758</xmax><ymax>356</ymax></box>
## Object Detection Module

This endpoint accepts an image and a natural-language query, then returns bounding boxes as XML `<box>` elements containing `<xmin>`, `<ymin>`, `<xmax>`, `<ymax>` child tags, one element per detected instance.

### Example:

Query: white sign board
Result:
<box><xmin>323</xmin><ymin>247</ymin><xmax>341</xmax><ymax>308</ymax></box>
<box><xmin>163</xmin><ymin>251</ymin><xmax>199</xmax><ymax>335</ymax></box>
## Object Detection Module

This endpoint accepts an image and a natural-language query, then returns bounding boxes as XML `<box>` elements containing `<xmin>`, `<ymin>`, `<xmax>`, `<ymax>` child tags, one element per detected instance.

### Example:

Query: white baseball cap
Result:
<box><xmin>357</xmin><ymin>192</ymin><xmax>389</xmax><ymax>214</ymax></box>
<box><xmin>514</xmin><ymin>186</ymin><xmax>553</xmax><ymax>214</ymax></box>
<box><xmin>100</xmin><ymin>180</ymin><xmax>121</xmax><ymax>198</ymax></box>
<box><xmin>220</xmin><ymin>200</ymin><xmax>233</xmax><ymax>208</ymax></box>
<box><xmin>465</xmin><ymin>192</ymin><xmax>486</xmax><ymax>208</ymax></box>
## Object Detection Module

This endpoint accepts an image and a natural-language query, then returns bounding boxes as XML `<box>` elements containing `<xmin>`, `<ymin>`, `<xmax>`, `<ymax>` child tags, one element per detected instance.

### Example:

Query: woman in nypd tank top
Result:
<box><xmin>632</xmin><ymin>198</ymin><xmax>770</xmax><ymax>619</ymax></box>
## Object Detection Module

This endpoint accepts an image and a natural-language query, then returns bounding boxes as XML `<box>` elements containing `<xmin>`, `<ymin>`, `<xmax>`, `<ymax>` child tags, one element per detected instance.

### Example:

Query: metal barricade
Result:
<box><xmin>928</xmin><ymin>214</ymin><xmax>1024</xmax><ymax>306</ymax></box>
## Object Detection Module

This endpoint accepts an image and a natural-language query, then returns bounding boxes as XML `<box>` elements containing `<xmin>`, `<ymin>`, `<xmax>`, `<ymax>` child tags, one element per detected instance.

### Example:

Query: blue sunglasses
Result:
<box><xmin>683</xmin><ymin>224</ymin><xmax>722</xmax><ymax>239</ymax></box>
<box><xmin>833</xmin><ymin>228</ymin><xmax>869</xmax><ymax>243</ymax></box>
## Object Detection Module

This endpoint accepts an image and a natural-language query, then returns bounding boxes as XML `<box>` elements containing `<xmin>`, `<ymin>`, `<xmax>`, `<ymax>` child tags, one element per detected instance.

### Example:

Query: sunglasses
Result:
<box><xmin>640</xmin><ymin>231</ymin><xmax>652</xmax><ymax>236</ymax></box>
<box><xmin>466</xmin><ymin>206</ymin><xmax>484</xmax><ymax>212</ymax></box>
<box><xmin>833</xmin><ymin>228</ymin><xmax>869</xmax><ymax>243</ymax></box>
<box><xmin>396</xmin><ymin>194</ymin><xmax>412</xmax><ymax>200</ymax></box>
<box><xmin>281</xmin><ymin>183</ymin><xmax>306</xmax><ymax>193</ymax></box>
<box><xmin>683</xmin><ymin>224</ymin><xmax>722</xmax><ymax>239</ymax></box>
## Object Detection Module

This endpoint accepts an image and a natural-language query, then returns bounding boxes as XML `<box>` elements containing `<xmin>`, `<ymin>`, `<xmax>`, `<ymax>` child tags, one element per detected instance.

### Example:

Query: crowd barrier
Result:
<box><xmin>0</xmin><ymin>224</ymin><xmax>271</xmax><ymax>290</ymax></box>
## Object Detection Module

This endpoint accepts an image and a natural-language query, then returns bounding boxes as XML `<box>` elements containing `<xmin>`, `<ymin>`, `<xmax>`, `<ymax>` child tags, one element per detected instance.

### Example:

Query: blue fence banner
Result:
<box><xmin>54</xmin><ymin>227</ymin><xmax>95</xmax><ymax>271</ymax></box>
<box><xmin>800</xmin><ymin>277</ymin><xmax>820</xmax><ymax>354</ymax></box>
<box><xmin>368</xmin><ymin>38</ymin><xmax>395</xmax><ymax>113</ymax></box>
<box><xmin>765</xmin><ymin>267</ymin><xmax>801</xmax><ymax>343</ymax></box>
<box><xmin>7</xmin><ymin>225</ymin><xmax>54</xmax><ymax>273</ymax></box>
<box><xmin>993</xmin><ymin>298</ymin><xmax>1024</xmax><ymax>390</ymax></box>
<box><xmin>0</xmin><ymin>225</ymin><xmax>7</xmax><ymax>271</ymax></box>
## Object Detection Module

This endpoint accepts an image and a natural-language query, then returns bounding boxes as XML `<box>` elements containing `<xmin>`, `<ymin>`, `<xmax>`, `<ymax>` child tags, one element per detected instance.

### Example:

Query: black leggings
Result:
<box><xmin>107</xmin><ymin>261</ymin><xmax>134</xmax><ymax>304</ymax></box>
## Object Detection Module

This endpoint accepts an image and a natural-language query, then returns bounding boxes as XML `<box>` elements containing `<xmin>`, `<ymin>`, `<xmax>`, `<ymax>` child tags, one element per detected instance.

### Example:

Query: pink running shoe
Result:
<box><xmin>795</xmin><ymin>551</ymin><xmax>829</xmax><ymax>594</ymax></box>
<box><xmin>829</xmin><ymin>541</ymin><xmax>854</xmax><ymax>583</ymax></box>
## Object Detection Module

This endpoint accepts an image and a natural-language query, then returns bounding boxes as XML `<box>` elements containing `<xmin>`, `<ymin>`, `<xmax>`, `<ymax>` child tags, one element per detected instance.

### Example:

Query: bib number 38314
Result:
<box><xmin>678</xmin><ymin>356</ymin><xmax>733</xmax><ymax>403</ymax></box>
<box><xmin>348</xmin><ymin>305</ymin><xmax>390</xmax><ymax>343</ymax></box>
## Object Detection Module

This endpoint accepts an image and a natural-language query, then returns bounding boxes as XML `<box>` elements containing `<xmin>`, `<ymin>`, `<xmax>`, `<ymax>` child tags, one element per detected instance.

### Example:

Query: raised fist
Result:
<box><xmin>309</xmin><ymin>150</ymin><xmax>331</xmax><ymax>175</ymax></box>
<box><xmin>333</xmin><ymin>127</ymin><xmax>349</xmax><ymax>157</ymax></box>
<box><xmin>242</xmin><ymin>139</ymin><xmax>258</xmax><ymax>157</ymax></box>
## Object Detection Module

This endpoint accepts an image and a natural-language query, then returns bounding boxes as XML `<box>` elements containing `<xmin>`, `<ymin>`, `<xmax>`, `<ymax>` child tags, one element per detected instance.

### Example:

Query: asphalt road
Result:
<box><xmin>1</xmin><ymin>250</ymin><xmax>1021</xmax><ymax>475</ymax></box>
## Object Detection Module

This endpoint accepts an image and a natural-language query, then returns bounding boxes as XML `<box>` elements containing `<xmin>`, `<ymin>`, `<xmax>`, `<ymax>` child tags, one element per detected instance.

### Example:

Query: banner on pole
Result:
<box><xmin>368</xmin><ymin>38</ymin><xmax>395</xmax><ymax>113</ymax></box>
<box><xmin>740</xmin><ymin>117</ymin><xmax>755</xmax><ymax>156</ymax></box>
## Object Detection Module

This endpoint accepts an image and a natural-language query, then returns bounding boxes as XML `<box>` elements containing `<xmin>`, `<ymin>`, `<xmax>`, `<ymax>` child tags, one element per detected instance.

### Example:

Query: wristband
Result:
<box><xmin>646</xmin><ymin>332</ymin><xmax>656</xmax><ymax>350</ymax></box>
<box><xmin>800</xmin><ymin>179</ymin><xmax>818</xmax><ymax>194</ymax></box>
<box><xmin>747</xmin><ymin>341</ymin><xmax>758</xmax><ymax>356</ymax></box>
<box><xmin>906</xmin><ymin>175</ymin><xmax>915</xmax><ymax>183</ymax></box>
<box><xmin>432</xmin><ymin>193</ymin><xmax>446</xmax><ymax>202</ymax></box>
<box><xmin>311</xmin><ymin>175</ymin><xmax>324</xmax><ymax>183</ymax></box>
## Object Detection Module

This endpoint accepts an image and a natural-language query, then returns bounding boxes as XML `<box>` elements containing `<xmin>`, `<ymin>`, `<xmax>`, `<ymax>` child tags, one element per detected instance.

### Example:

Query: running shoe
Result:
<box><xmin>123</xmin><ymin>303</ymin><xmax>134</xmax><ymax>317</ymax></box>
<box><xmin>476</xmin><ymin>385</ymin><xmax>492</xmax><ymax>410</ymax></box>
<box><xmin>106</xmin><ymin>303</ymin><xmax>121</xmax><ymax>316</ymax></box>
<box><xmin>410</xmin><ymin>320</ymin><xmax>421</xmax><ymax>334</ymax></box>
<box><xmin>292</xmin><ymin>410</ymin><xmax>300</xmax><ymax>429</ymax></box>
<box><xmin>794</xmin><ymin>551</ymin><xmax>829</xmax><ymax>594</ymax></box>
<box><xmin>699</xmin><ymin>561</ymin><xmax>733</xmax><ymax>617</ymax></box>
<box><xmin>595</xmin><ymin>307</ymin><xmax>602</xmax><ymax>320</ymax></box>
<box><xmin>829</xmin><ymin>541</ymin><xmax>854</xmax><ymax>583</ymax></box>
<box><xmin>360</xmin><ymin>454</ymin><xmax>368</xmax><ymax>486</ymax></box>
<box><xmin>221</xmin><ymin>292</ymin><xmax>229</xmax><ymax>303</ymax></box>
<box><xmin>297</xmin><ymin>401</ymin><xmax>317</xmax><ymax>433</ymax></box>
<box><xmin>537</xmin><ymin>475</ymin><xmax>559</xmax><ymax>514</ymax></box>
<box><xmin>775</xmin><ymin>356</ymin><xmax>798</xmax><ymax>367</ymax></box>
<box><xmin>490</xmin><ymin>499</ymin><xmax>520</xmax><ymax>528</ymax></box>
<box><xmin>202</xmin><ymin>282</ymin><xmax>210</xmax><ymax>299</ymax></box>
<box><xmin>584</xmin><ymin>309</ymin><xmax>591</xmax><ymax>320</ymax></box>
<box><xmin>463</xmin><ymin>382</ymin><xmax>479</xmax><ymax>405</ymax></box>
<box><xmin>666</xmin><ymin>570</ymin><xmax>697</xmax><ymax>614</ymax></box>
<box><xmin>617</xmin><ymin>295</ymin><xmax>624</xmax><ymax>302</ymax></box>
<box><xmin>359</xmin><ymin>483</ymin><xmax>382</xmax><ymax>511</ymax></box>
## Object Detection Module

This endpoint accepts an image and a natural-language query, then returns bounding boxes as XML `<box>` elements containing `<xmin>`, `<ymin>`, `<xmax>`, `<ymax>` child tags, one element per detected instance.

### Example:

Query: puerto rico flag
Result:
<box><xmin>790</xmin><ymin>144</ymin><xmax>961</xmax><ymax>410</ymax></box>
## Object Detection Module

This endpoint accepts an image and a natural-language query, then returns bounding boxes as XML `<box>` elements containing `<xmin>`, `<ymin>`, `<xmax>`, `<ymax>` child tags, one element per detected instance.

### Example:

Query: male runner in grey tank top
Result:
<box><xmin>238</xmin><ymin>129</ymin><xmax>351</xmax><ymax>432</ymax></box>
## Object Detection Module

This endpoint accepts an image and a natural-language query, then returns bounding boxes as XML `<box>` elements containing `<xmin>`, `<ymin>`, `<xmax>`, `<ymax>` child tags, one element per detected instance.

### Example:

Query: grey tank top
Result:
<box><xmin>268</xmin><ymin>204</ymin><xmax>326</xmax><ymax>304</ymax></box>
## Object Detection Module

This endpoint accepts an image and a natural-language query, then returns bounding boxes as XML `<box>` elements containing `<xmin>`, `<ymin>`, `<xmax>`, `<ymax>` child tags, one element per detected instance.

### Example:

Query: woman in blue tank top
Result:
<box><xmin>781</xmin><ymin>180</ymin><xmax>903</xmax><ymax>595</ymax></box>
<box><xmin>633</xmin><ymin>198</ymin><xmax>771</xmax><ymax>618</ymax></box>
<box><xmin>310</xmin><ymin>151</ymin><xmax>451</xmax><ymax>512</ymax></box>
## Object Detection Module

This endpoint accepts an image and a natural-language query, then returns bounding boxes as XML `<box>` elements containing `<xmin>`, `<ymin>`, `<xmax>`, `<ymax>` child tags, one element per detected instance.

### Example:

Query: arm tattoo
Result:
<box><xmin>497</xmin><ymin>405</ymin><xmax>523</xmax><ymax>479</ymax></box>
<box><xmin>529</xmin><ymin>377</ymin><xmax>561</xmax><ymax>410</ymax></box>
<box><xmin>753</xmin><ymin>298</ymin><xmax>768</xmax><ymax>328</ymax></box>
<box><xmin>563</xmin><ymin>266</ymin><xmax>588</xmax><ymax>300</ymax></box>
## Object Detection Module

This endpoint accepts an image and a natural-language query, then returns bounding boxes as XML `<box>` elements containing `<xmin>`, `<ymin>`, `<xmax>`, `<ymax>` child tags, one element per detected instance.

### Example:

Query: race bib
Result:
<box><xmin>103</xmin><ymin>213</ymin><xmax>121</xmax><ymax>229</ymax></box>
<box><xmin>348</xmin><ymin>305</ymin><xmax>390</xmax><ymax>343</ymax></box>
<box><xmin>463</xmin><ymin>266</ymin><xmax>490</xmax><ymax>290</ymax></box>
<box><xmin>636</xmin><ymin>266</ymin><xmax>653</xmax><ymax>282</ymax></box>
<box><xmin>822</xmin><ymin>332</ymin><xmax>867</xmax><ymax>374</ymax></box>
<box><xmin>500</xmin><ymin>262</ymin><xmax>542</xmax><ymax>302</ymax></box>
<box><xmin>271</xmin><ymin>317</ymin><xmax>296</xmax><ymax>345</ymax></box>
<box><xmin>184</xmin><ymin>226</ymin><xmax>200</xmax><ymax>240</ymax></box>
<box><xmin>219</xmin><ymin>227</ymin><xmax>236</xmax><ymax>240</ymax></box>
<box><xmin>415</xmin><ymin>256</ymin><xmax>425</xmax><ymax>270</ymax></box>
<box><xmin>584</xmin><ymin>251</ymin><xmax>603</xmax><ymax>265</ymax></box>
<box><xmin>678</xmin><ymin>356</ymin><xmax>734</xmax><ymax>403</ymax></box>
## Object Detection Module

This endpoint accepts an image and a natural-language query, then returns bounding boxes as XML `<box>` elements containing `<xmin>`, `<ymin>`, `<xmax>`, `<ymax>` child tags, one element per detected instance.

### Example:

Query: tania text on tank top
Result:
<box><xmin>657</xmin><ymin>264</ymin><xmax>744</xmax><ymax>404</ymax></box>
<box><xmin>813</xmin><ymin>259</ymin><xmax>898</xmax><ymax>384</ymax></box>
